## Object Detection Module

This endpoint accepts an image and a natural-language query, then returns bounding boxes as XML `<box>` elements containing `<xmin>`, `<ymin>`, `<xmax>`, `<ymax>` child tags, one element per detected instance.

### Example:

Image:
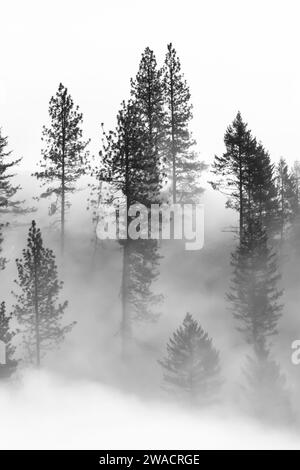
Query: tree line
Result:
<box><xmin>0</xmin><ymin>44</ymin><xmax>299</xmax><ymax>420</ymax></box>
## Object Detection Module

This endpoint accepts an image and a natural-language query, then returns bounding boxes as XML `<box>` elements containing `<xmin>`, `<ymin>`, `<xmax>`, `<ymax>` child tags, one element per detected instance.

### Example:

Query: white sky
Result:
<box><xmin>0</xmin><ymin>0</ymin><xmax>300</xmax><ymax>171</ymax></box>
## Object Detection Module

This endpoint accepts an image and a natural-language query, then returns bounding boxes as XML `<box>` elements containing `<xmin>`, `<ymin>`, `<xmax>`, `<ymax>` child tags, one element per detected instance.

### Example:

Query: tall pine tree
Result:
<box><xmin>163</xmin><ymin>43</ymin><xmax>205</xmax><ymax>203</ymax></box>
<box><xmin>34</xmin><ymin>83</ymin><xmax>89</xmax><ymax>254</ymax></box>
<box><xmin>130</xmin><ymin>47</ymin><xmax>165</xmax><ymax>202</ymax></box>
<box><xmin>159</xmin><ymin>313</ymin><xmax>221</xmax><ymax>404</ymax></box>
<box><xmin>210</xmin><ymin>113</ymin><xmax>278</xmax><ymax>238</ymax></box>
<box><xmin>12</xmin><ymin>221</ymin><xmax>74</xmax><ymax>366</ymax></box>
<box><xmin>0</xmin><ymin>128</ymin><xmax>29</xmax><ymax>268</ymax></box>
<box><xmin>275</xmin><ymin>157</ymin><xmax>297</xmax><ymax>242</ymax></box>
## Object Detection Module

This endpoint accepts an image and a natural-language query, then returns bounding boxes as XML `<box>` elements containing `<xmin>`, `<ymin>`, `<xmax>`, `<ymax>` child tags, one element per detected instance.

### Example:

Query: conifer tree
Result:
<box><xmin>228</xmin><ymin>218</ymin><xmax>290</xmax><ymax>418</ymax></box>
<box><xmin>210</xmin><ymin>112</ymin><xmax>255</xmax><ymax>235</ymax></box>
<box><xmin>228</xmin><ymin>219</ymin><xmax>282</xmax><ymax>356</ymax></box>
<box><xmin>12</xmin><ymin>221</ymin><xmax>74</xmax><ymax>366</ymax></box>
<box><xmin>0</xmin><ymin>301</ymin><xmax>18</xmax><ymax>378</ymax></box>
<box><xmin>211</xmin><ymin>113</ymin><xmax>280</xmax><ymax>238</ymax></box>
<box><xmin>275</xmin><ymin>157</ymin><xmax>297</xmax><ymax>241</ymax></box>
<box><xmin>249</xmin><ymin>143</ymin><xmax>279</xmax><ymax>236</ymax></box>
<box><xmin>130</xmin><ymin>47</ymin><xmax>165</xmax><ymax>202</ymax></box>
<box><xmin>159</xmin><ymin>313</ymin><xmax>221</xmax><ymax>404</ymax></box>
<box><xmin>291</xmin><ymin>161</ymin><xmax>300</xmax><ymax>217</ymax></box>
<box><xmin>163</xmin><ymin>43</ymin><xmax>205</xmax><ymax>203</ymax></box>
<box><xmin>0</xmin><ymin>129</ymin><xmax>23</xmax><ymax>218</ymax></box>
<box><xmin>0</xmin><ymin>128</ymin><xmax>29</xmax><ymax>267</ymax></box>
<box><xmin>34</xmin><ymin>83</ymin><xmax>89</xmax><ymax>253</ymax></box>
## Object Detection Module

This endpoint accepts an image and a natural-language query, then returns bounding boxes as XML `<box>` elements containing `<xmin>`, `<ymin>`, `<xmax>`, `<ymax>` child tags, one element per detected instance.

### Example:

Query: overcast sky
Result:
<box><xmin>0</xmin><ymin>0</ymin><xmax>299</xmax><ymax>171</ymax></box>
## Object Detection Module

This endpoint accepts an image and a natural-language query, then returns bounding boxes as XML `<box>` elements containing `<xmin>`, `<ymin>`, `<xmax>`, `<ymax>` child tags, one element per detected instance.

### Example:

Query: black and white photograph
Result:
<box><xmin>1</xmin><ymin>0</ymin><xmax>300</xmax><ymax>454</ymax></box>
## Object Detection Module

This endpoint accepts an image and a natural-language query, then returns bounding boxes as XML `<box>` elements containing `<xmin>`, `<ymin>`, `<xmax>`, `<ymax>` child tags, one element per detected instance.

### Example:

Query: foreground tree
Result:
<box><xmin>163</xmin><ymin>43</ymin><xmax>205</xmax><ymax>203</ymax></box>
<box><xmin>34</xmin><ymin>83</ymin><xmax>89</xmax><ymax>253</ymax></box>
<box><xmin>159</xmin><ymin>313</ymin><xmax>221</xmax><ymax>404</ymax></box>
<box><xmin>12</xmin><ymin>221</ymin><xmax>75</xmax><ymax>366</ymax></box>
<box><xmin>0</xmin><ymin>301</ymin><xmax>18</xmax><ymax>378</ymax></box>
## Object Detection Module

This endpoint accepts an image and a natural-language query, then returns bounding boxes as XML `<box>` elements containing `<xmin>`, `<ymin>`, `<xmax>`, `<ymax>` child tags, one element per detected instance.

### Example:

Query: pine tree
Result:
<box><xmin>0</xmin><ymin>301</ymin><xmax>18</xmax><ymax>378</ymax></box>
<box><xmin>228</xmin><ymin>218</ymin><xmax>291</xmax><ymax>418</ymax></box>
<box><xmin>34</xmin><ymin>83</ymin><xmax>89</xmax><ymax>254</ymax></box>
<box><xmin>291</xmin><ymin>161</ymin><xmax>300</xmax><ymax>217</ymax></box>
<box><xmin>0</xmin><ymin>128</ymin><xmax>24</xmax><ymax>218</ymax></box>
<box><xmin>248</xmin><ymin>143</ymin><xmax>279</xmax><ymax>236</ymax></box>
<box><xmin>228</xmin><ymin>219</ymin><xmax>282</xmax><ymax>356</ymax></box>
<box><xmin>275</xmin><ymin>157</ymin><xmax>299</xmax><ymax>243</ymax></box>
<box><xmin>159</xmin><ymin>313</ymin><xmax>221</xmax><ymax>404</ymax></box>
<box><xmin>163</xmin><ymin>43</ymin><xmax>205</xmax><ymax>203</ymax></box>
<box><xmin>0</xmin><ymin>128</ymin><xmax>28</xmax><ymax>268</ymax></box>
<box><xmin>12</xmin><ymin>221</ymin><xmax>75</xmax><ymax>366</ymax></box>
<box><xmin>210</xmin><ymin>112</ymin><xmax>255</xmax><ymax>235</ymax></box>
<box><xmin>130</xmin><ymin>47</ymin><xmax>165</xmax><ymax>202</ymax></box>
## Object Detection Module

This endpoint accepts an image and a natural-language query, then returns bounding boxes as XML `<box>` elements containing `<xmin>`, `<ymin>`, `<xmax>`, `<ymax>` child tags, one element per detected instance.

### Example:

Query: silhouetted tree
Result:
<box><xmin>0</xmin><ymin>128</ymin><xmax>29</xmax><ymax>268</ymax></box>
<box><xmin>228</xmin><ymin>218</ymin><xmax>291</xmax><ymax>418</ymax></box>
<box><xmin>163</xmin><ymin>43</ymin><xmax>205</xmax><ymax>203</ymax></box>
<box><xmin>12</xmin><ymin>221</ymin><xmax>74</xmax><ymax>367</ymax></box>
<box><xmin>249</xmin><ymin>143</ymin><xmax>279</xmax><ymax>236</ymax></box>
<box><xmin>275</xmin><ymin>157</ymin><xmax>296</xmax><ymax>242</ymax></box>
<box><xmin>210</xmin><ymin>112</ymin><xmax>255</xmax><ymax>235</ymax></box>
<box><xmin>0</xmin><ymin>301</ymin><xmax>18</xmax><ymax>378</ymax></box>
<box><xmin>34</xmin><ymin>83</ymin><xmax>89</xmax><ymax>253</ymax></box>
<box><xmin>159</xmin><ymin>313</ymin><xmax>221</xmax><ymax>404</ymax></box>
<box><xmin>0</xmin><ymin>129</ymin><xmax>24</xmax><ymax>218</ymax></box>
<box><xmin>130</xmin><ymin>47</ymin><xmax>165</xmax><ymax>201</ymax></box>
<box><xmin>228</xmin><ymin>219</ymin><xmax>282</xmax><ymax>356</ymax></box>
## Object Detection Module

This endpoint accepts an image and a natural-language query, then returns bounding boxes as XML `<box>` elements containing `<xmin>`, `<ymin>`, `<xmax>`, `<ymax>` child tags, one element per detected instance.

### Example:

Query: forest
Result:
<box><xmin>1</xmin><ymin>42</ymin><xmax>300</xmax><ymax>430</ymax></box>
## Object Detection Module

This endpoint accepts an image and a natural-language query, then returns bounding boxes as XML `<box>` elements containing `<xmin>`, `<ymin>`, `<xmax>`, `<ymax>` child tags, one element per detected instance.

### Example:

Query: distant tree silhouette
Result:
<box><xmin>0</xmin><ymin>301</ymin><xmax>18</xmax><ymax>379</ymax></box>
<box><xmin>210</xmin><ymin>113</ymin><xmax>278</xmax><ymax>238</ymax></box>
<box><xmin>249</xmin><ymin>143</ymin><xmax>279</xmax><ymax>236</ymax></box>
<box><xmin>163</xmin><ymin>43</ymin><xmax>206</xmax><ymax>203</ymax></box>
<box><xmin>228</xmin><ymin>219</ymin><xmax>282</xmax><ymax>355</ymax></box>
<box><xmin>0</xmin><ymin>128</ymin><xmax>30</xmax><ymax>268</ymax></box>
<box><xmin>210</xmin><ymin>112</ymin><xmax>255</xmax><ymax>235</ymax></box>
<box><xmin>159</xmin><ymin>313</ymin><xmax>221</xmax><ymax>404</ymax></box>
<box><xmin>275</xmin><ymin>157</ymin><xmax>297</xmax><ymax>242</ymax></box>
<box><xmin>228</xmin><ymin>217</ymin><xmax>291</xmax><ymax>419</ymax></box>
<box><xmin>34</xmin><ymin>83</ymin><xmax>89</xmax><ymax>254</ymax></box>
<box><xmin>12</xmin><ymin>221</ymin><xmax>75</xmax><ymax>367</ymax></box>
